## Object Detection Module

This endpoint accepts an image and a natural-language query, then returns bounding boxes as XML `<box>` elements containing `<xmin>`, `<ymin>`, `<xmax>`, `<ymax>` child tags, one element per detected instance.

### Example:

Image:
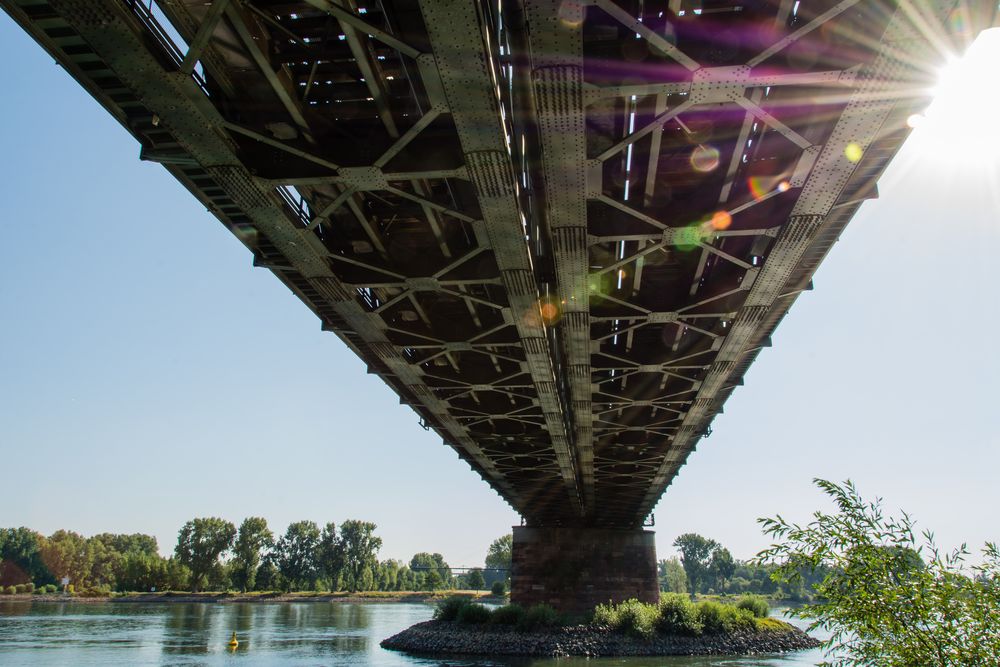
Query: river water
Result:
<box><xmin>0</xmin><ymin>600</ymin><xmax>826</xmax><ymax>666</ymax></box>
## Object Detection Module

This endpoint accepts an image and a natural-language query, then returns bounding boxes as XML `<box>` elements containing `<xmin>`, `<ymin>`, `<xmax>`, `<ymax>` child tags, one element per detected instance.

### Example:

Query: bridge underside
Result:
<box><xmin>2</xmin><ymin>0</ymin><xmax>992</xmax><ymax>540</ymax></box>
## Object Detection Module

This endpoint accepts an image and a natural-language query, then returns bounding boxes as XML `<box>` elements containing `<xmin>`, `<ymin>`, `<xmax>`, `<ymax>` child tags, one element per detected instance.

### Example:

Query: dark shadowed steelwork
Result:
<box><xmin>3</xmin><ymin>0</ymin><xmax>992</xmax><ymax>528</ymax></box>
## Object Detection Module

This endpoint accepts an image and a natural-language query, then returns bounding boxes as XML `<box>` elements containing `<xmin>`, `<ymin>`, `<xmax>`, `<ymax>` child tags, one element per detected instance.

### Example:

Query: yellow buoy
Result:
<box><xmin>228</xmin><ymin>631</ymin><xmax>239</xmax><ymax>649</ymax></box>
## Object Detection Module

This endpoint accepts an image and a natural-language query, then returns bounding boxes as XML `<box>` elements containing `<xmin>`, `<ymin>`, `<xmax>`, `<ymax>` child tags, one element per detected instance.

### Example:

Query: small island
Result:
<box><xmin>381</xmin><ymin>595</ymin><xmax>820</xmax><ymax>658</ymax></box>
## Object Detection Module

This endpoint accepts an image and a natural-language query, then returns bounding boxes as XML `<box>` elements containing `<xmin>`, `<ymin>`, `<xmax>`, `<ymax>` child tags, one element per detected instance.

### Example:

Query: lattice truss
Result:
<box><xmin>2</xmin><ymin>0</ymin><xmax>987</xmax><ymax>526</ymax></box>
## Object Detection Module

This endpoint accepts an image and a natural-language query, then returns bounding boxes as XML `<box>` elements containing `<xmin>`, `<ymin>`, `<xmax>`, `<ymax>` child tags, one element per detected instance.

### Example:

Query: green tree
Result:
<box><xmin>673</xmin><ymin>533</ymin><xmax>718</xmax><ymax>595</ymax></box>
<box><xmin>485</xmin><ymin>534</ymin><xmax>512</xmax><ymax>580</ymax></box>
<box><xmin>174</xmin><ymin>517</ymin><xmax>236</xmax><ymax>592</ymax></box>
<box><xmin>254</xmin><ymin>554</ymin><xmax>281</xmax><ymax>592</ymax></box>
<box><xmin>757</xmin><ymin>478</ymin><xmax>1000</xmax><ymax>666</ymax></box>
<box><xmin>709</xmin><ymin>546</ymin><xmax>736</xmax><ymax>592</ymax></box>
<box><xmin>339</xmin><ymin>520</ymin><xmax>382</xmax><ymax>592</ymax></box>
<box><xmin>0</xmin><ymin>528</ymin><xmax>50</xmax><ymax>586</ymax></box>
<box><xmin>315</xmin><ymin>522</ymin><xmax>343</xmax><ymax>591</ymax></box>
<box><xmin>423</xmin><ymin>567</ymin><xmax>443</xmax><ymax>590</ymax></box>
<box><xmin>39</xmin><ymin>530</ymin><xmax>94</xmax><ymax>588</ymax></box>
<box><xmin>275</xmin><ymin>521</ymin><xmax>320</xmax><ymax>591</ymax></box>
<box><xmin>467</xmin><ymin>567</ymin><xmax>486</xmax><ymax>590</ymax></box>
<box><xmin>410</xmin><ymin>552</ymin><xmax>451</xmax><ymax>588</ymax></box>
<box><xmin>658</xmin><ymin>557</ymin><xmax>687</xmax><ymax>594</ymax></box>
<box><xmin>231</xmin><ymin>517</ymin><xmax>273</xmax><ymax>592</ymax></box>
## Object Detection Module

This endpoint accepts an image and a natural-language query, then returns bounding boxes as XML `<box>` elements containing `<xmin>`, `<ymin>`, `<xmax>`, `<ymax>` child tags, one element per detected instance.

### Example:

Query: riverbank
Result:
<box><xmin>1</xmin><ymin>591</ymin><xmax>498</xmax><ymax>605</ymax></box>
<box><xmin>381</xmin><ymin>618</ymin><xmax>820</xmax><ymax>658</ymax></box>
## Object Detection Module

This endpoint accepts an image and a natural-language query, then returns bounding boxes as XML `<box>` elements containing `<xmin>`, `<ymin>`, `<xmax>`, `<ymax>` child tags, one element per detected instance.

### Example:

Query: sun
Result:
<box><xmin>906</xmin><ymin>28</ymin><xmax>1000</xmax><ymax>164</ymax></box>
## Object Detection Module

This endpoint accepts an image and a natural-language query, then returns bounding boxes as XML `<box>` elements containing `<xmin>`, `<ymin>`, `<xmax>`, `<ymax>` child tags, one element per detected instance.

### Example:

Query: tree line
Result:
<box><xmin>658</xmin><ymin>533</ymin><xmax>830</xmax><ymax>601</ymax></box>
<box><xmin>0</xmin><ymin>520</ymin><xmax>513</xmax><ymax>595</ymax></box>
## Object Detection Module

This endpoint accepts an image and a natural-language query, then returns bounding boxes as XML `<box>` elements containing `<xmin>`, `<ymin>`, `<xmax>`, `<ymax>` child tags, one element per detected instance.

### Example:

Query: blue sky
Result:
<box><xmin>1</xmin><ymin>15</ymin><xmax>997</xmax><ymax>567</ymax></box>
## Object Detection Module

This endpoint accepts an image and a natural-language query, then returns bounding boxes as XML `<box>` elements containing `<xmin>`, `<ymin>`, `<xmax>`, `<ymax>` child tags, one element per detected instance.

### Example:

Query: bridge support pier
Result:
<box><xmin>510</xmin><ymin>526</ymin><xmax>659</xmax><ymax>614</ymax></box>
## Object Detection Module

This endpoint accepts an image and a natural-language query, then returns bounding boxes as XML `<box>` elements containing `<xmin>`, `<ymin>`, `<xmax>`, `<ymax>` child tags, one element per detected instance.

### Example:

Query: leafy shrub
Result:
<box><xmin>66</xmin><ymin>584</ymin><xmax>74</xmax><ymax>594</ymax></box>
<box><xmin>616</xmin><ymin>599</ymin><xmax>660</xmax><ymax>638</ymax></box>
<box><xmin>434</xmin><ymin>596</ymin><xmax>470</xmax><ymax>621</ymax></box>
<box><xmin>592</xmin><ymin>599</ymin><xmax>660</xmax><ymax>638</ymax></box>
<box><xmin>490</xmin><ymin>580</ymin><xmax>506</xmax><ymax>596</ymax></box>
<box><xmin>657</xmin><ymin>593</ymin><xmax>703</xmax><ymax>636</ymax></box>
<box><xmin>592</xmin><ymin>601</ymin><xmax>620</xmax><ymax>628</ymax></box>
<box><xmin>77</xmin><ymin>585</ymin><xmax>112</xmax><ymax>598</ymax></box>
<box><xmin>490</xmin><ymin>603</ymin><xmax>525</xmax><ymax>626</ymax></box>
<box><xmin>456</xmin><ymin>603</ymin><xmax>493</xmax><ymax>624</ymax></box>
<box><xmin>24</xmin><ymin>583</ymin><xmax>34</xmax><ymax>594</ymax></box>
<box><xmin>14</xmin><ymin>584</ymin><xmax>26</xmax><ymax>594</ymax></box>
<box><xmin>45</xmin><ymin>584</ymin><xmax>57</xmax><ymax>594</ymax></box>
<box><xmin>3</xmin><ymin>586</ymin><xmax>14</xmax><ymax>595</ymax></box>
<box><xmin>735</xmin><ymin>595</ymin><xmax>769</xmax><ymax>619</ymax></box>
<box><xmin>697</xmin><ymin>601</ymin><xmax>755</xmax><ymax>633</ymax></box>
<box><xmin>517</xmin><ymin>603</ymin><xmax>559</xmax><ymax>631</ymax></box>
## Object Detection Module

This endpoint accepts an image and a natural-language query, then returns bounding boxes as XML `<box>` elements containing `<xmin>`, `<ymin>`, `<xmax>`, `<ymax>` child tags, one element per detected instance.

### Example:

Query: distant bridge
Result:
<box><xmin>4</xmin><ymin>0</ymin><xmax>992</xmax><ymax>610</ymax></box>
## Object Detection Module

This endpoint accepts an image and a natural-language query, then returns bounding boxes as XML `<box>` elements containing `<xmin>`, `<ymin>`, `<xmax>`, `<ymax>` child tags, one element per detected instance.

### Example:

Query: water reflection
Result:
<box><xmin>0</xmin><ymin>601</ymin><xmax>825</xmax><ymax>666</ymax></box>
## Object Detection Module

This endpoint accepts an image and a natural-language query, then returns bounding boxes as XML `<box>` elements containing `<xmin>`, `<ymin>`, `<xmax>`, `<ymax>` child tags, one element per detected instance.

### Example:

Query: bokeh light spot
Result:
<box><xmin>777</xmin><ymin>180</ymin><xmax>791</xmax><ymax>192</ymax></box>
<box><xmin>906</xmin><ymin>114</ymin><xmax>926</xmax><ymax>128</ymax></box>
<box><xmin>844</xmin><ymin>142</ymin><xmax>863</xmax><ymax>163</ymax></box>
<box><xmin>539</xmin><ymin>299</ymin><xmax>561</xmax><ymax>325</ymax></box>
<box><xmin>557</xmin><ymin>0</ymin><xmax>584</xmax><ymax>27</ymax></box>
<box><xmin>711</xmin><ymin>211</ymin><xmax>732</xmax><ymax>230</ymax></box>
<box><xmin>690</xmin><ymin>144</ymin><xmax>720</xmax><ymax>172</ymax></box>
<box><xmin>674</xmin><ymin>224</ymin><xmax>706</xmax><ymax>252</ymax></box>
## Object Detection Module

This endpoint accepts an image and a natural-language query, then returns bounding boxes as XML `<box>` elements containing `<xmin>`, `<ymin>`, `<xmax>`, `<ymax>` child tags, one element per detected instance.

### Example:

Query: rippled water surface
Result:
<box><xmin>0</xmin><ymin>600</ymin><xmax>825</xmax><ymax>666</ymax></box>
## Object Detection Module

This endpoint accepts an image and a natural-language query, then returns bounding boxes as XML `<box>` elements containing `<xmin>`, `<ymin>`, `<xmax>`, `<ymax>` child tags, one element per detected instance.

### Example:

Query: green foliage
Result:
<box><xmin>490</xmin><ymin>580</ymin><xmax>506</xmax><ymax>595</ymax></box>
<box><xmin>174</xmin><ymin>518</ymin><xmax>236</xmax><ymax>592</ymax></box>
<box><xmin>695</xmin><ymin>600</ymin><xmax>755</xmax><ymax>634</ymax></box>
<box><xmin>658</xmin><ymin>557</ymin><xmax>687</xmax><ymax>594</ymax></box>
<box><xmin>0</xmin><ymin>528</ymin><xmax>50</xmax><ymax>587</ymax></box>
<box><xmin>517</xmin><ymin>603</ymin><xmax>559</xmax><ymax>631</ymax></box>
<box><xmin>485</xmin><ymin>534</ymin><xmax>512</xmax><ymax>577</ymax></box>
<box><xmin>489</xmin><ymin>603</ymin><xmax>525</xmax><ymax>626</ymax></box>
<box><xmin>466</xmin><ymin>567</ymin><xmax>485</xmax><ymax>590</ymax></box>
<box><xmin>434</xmin><ymin>595</ymin><xmax>470</xmax><ymax>621</ymax></box>
<box><xmin>231</xmin><ymin>517</ymin><xmax>273</xmax><ymax>593</ymax></box>
<box><xmin>14</xmin><ymin>584</ymin><xmax>26</xmax><ymax>594</ymax></box>
<box><xmin>275</xmin><ymin>520</ymin><xmax>320</xmax><ymax>592</ymax></box>
<box><xmin>44</xmin><ymin>584</ymin><xmax>57</xmax><ymax>593</ymax></box>
<box><xmin>735</xmin><ymin>595</ymin><xmax>769</xmax><ymax>618</ymax></box>
<box><xmin>757</xmin><ymin>478</ymin><xmax>1000</xmax><ymax>666</ymax></box>
<box><xmin>616</xmin><ymin>599</ymin><xmax>660</xmax><ymax>638</ymax></box>
<box><xmin>456</xmin><ymin>602</ymin><xmax>493</xmax><ymax>624</ymax></box>
<box><xmin>315</xmin><ymin>523</ymin><xmax>343</xmax><ymax>591</ymax></box>
<box><xmin>3</xmin><ymin>586</ymin><xmax>14</xmax><ymax>595</ymax></box>
<box><xmin>672</xmin><ymin>533</ymin><xmax>738</xmax><ymax>595</ymax></box>
<box><xmin>338</xmin><ymin>520</ymin><xmax>382</xmax><ymax>592</ymax></box>
<box><xmin>410</xmin><ymin>552</ymin><xmax>450</xmax><ymax>589</ymax></box>
<box><xmin>24</xmin><ymin>583</ymin><xmax>34</xmax><ymax>593</ymax></box>
<box><xmin>656</xmin><ymin>593</ymin><xmax>703</xmax><ymax>636</ymax></box>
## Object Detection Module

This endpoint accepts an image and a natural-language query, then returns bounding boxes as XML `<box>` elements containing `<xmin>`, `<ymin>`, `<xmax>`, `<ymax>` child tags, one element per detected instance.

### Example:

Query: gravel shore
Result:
<box><xmin>381</xmin><ymin>619</ymin><xmax>821</xmax><ymax>658</ymax></box>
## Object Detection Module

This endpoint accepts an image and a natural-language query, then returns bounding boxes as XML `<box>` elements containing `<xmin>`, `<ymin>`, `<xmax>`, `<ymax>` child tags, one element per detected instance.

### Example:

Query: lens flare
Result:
<box><xmin>906</xmin><ymin>114</ymin><xmax>926</xmax><ymax>128</ymax></box>
<box><xmin>557</xmin><ymin>0</ymin><xmax>584</xmax><ymax>27</ymax></box>
<box><xmin>539</xmin><ymin>299</ymin><xmax>561</xmax><ymax>325</ymax></box>
<box><xmin>844</xmin><ymin>142</ymin><xmax>863</xmax><ymax>163</ymax></box>
<box><xmin>710</xmin><ymin>211</ymin><xmax>732</xmax><ymax>230</ymax></box>
<box><xmin>746</xmin><ymin>177</ymin><xmax>770</xmax><ymax>201</ymax></box>
<box><xmin>674</xmin><ymin>224</ymin><xmax>707</xmax><ymax>252</ymax></box>
<box><xmin>777</xmin><ymin>180</ymin><xmax>791</xmax><ymax>192</ymax></box>
<box><xmin>690</xmin><ymin>144</ymin><xmax>720</xmax><ymax>172</ymax></box>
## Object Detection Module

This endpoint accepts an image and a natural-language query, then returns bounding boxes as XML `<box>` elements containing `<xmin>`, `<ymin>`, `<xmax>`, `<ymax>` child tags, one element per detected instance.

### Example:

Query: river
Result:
<box><xmin>0</xmin><ymin>600</ymin><xmax>826</xmax><ymax>666</ymax></box>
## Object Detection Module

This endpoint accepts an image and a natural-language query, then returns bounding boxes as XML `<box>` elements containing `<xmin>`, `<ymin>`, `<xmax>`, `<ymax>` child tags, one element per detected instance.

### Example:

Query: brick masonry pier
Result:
<box><xmin>511</xmin><ymin>526</ymin><xmax>659</xmax><ymax>613</ymax></box>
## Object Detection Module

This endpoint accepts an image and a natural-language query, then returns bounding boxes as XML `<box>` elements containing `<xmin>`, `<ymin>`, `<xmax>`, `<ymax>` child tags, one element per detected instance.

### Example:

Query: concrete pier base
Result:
<box><xmin>510</xmin><ymin>526</ymin><xmax>659</xmax><ymax>613</ymax></box>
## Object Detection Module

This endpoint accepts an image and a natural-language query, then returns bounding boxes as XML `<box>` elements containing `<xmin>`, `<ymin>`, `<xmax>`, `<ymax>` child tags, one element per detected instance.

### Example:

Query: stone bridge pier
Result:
<box><xmin>510</xmin><ymin>526</ymin><xmax>659</xmax><ymax>614</ymax></box>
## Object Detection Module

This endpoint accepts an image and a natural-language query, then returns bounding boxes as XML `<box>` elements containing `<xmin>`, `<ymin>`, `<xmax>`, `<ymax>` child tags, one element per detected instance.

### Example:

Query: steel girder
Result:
<box><xmin>1</xmin><ymin>0</ymin><xmax>989</xmax><ymax>527</ymax></box>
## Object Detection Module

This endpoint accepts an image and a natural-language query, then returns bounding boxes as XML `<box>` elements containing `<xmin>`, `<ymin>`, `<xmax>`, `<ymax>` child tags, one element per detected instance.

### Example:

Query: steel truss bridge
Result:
<box><xmin>3</xmin><ymin>0</ymin><xmax>991</xmax><ymax>527</ymax></box>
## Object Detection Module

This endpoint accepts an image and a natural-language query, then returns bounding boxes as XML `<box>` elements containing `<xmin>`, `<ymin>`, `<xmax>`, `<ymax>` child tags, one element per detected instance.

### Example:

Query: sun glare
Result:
<box><xmin>908</xmin><ymin>28</ymin><xmax>1000</xmax><ymax>162</ymax></box>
